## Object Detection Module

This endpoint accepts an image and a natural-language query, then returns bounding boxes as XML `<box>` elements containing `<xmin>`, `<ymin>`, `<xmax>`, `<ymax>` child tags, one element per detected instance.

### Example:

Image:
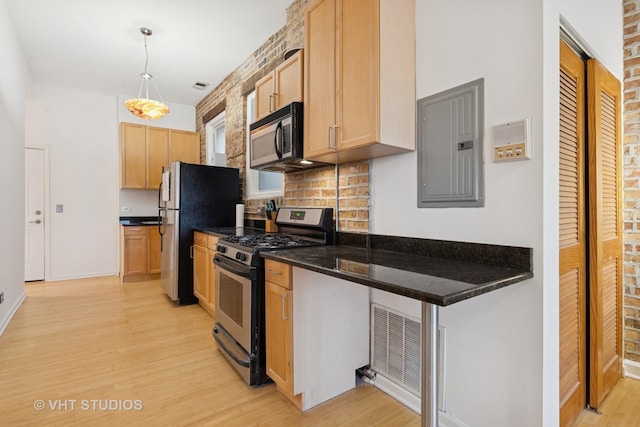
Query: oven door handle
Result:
<box><xmin>212</xmin><ymin>326</ymin><xmax>252</xmax><ymax>368</ymax></box>
<box><xmin>213</xmin><ymin>255</ymin><xmax>253</xmax><ymax>278</ymax></box>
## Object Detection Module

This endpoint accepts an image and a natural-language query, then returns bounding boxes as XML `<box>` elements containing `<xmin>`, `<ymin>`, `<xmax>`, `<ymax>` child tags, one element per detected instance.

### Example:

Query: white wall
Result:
<box><xmin>22</xmin><ymin>88</ymin><xmax>196</xmax><ymax>281</ymax></box>
<box><xmin>117</xmin><ymin>93</ymin><xmax>196</xmax><ymax>216</ymax></box>
<box><xmin>119</xmin><ymin>190</ymin><xmax>160</xmax><ymax>217</ymax></box>
<box><xmin>370</xmin><ymin>0</ymin><xmax>621</xmax><ymax>425</ymax></box>
<box><xmin>26</xmin><ymin>85</ymin><xmax>120</xmax><ymax>281</ymax></box>
<box><xmin>0</xmin><ymin>0</ymin><xmax>29</xmax><ymax>333</ymax></box>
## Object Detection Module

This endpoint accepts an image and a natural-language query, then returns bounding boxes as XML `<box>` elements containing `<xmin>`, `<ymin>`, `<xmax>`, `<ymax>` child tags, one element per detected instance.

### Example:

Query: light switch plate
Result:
<box><xmin>56</xmin><ymin>204</ymin><xmax>63</xmax><ymax>213</ymax></box>
<box><xmin>492</xmin><ymin>118</ymin><xmax>531</xmax><ymax>161</ymax></box>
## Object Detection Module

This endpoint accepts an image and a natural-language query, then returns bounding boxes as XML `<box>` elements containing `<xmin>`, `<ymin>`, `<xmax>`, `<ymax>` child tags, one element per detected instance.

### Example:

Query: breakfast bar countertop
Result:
<box><xmin>260</xmin><ymin>233</ymin><xmax>533</xmax><ymax>307</ymax></box>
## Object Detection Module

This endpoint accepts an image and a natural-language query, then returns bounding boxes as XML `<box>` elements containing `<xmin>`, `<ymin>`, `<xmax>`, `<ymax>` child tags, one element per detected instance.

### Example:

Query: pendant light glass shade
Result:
<box><xmin>125</xmin><ymin>28</ymin><xmax>169</xmax><ymax>120</ymax></box>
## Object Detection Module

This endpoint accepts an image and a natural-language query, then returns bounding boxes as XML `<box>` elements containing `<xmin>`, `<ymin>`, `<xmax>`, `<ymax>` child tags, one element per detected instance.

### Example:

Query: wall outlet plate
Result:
<box><xmin>121</xmin><ymin>207</ymin><xmax>131</xmax><ymax>213</ymax></box>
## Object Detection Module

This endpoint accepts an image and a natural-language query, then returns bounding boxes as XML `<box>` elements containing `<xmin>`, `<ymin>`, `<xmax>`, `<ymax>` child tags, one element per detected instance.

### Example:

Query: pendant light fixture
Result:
<box><xmin>124</xmin><ymin>27</ymin><xmax>170</xmax><ymax>120</ymax></box>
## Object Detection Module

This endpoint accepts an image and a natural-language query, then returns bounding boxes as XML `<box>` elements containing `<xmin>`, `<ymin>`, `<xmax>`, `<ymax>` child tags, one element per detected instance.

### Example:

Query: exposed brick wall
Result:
<box><xmin>285</xmin><ymin>162</ymin><xmax>370</xmax><ymax>232</ymax></box>
<box><xmin>623</xmin><ymin>0</ymin><xmax>640</xmax><ymax>362</ymax></box>
<box><xmin>194</xmin><ymin>0</ymin><xmax>370</xmax><ymax>233</ymax></box>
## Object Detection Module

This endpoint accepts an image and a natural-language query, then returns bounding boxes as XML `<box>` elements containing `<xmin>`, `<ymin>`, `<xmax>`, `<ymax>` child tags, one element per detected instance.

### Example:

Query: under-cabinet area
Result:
<box><xmin>265</xmin><ymin>260</ymin><xmax>370</xmax><ymax>411</ymax></box>
<box><xmin>120</xmin><ymin>224</ymin><xmax>161</xmax><ymax>282</ymax></box>
<box><xmin>192</xmin><ymin>231</ymin><xmax>219</xmax><ymax>317</ymax></box>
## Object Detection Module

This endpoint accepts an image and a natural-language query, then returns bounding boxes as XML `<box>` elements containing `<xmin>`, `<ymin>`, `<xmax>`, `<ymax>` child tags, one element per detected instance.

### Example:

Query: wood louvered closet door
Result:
<box><xmin>559</xmin><ymin>39</ymin><xmax>587</xmax><ymax>427</ymax></box>
<box><xmin>558</xmin><ymin>40</ymin><xmax>622</xmax><ymax>427</ymax></box>
<box><xmin>587</xmin><ymin>58</ymin><xmax>622</xmax><ymax>410</ymax></box>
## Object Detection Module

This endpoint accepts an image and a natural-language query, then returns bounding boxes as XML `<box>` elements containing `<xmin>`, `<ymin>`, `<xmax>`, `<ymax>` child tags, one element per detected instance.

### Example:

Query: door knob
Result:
<box><xmin>29</xmin><ymin>219</ymin><xmax>42</xmax><ymax>224</ymax></box>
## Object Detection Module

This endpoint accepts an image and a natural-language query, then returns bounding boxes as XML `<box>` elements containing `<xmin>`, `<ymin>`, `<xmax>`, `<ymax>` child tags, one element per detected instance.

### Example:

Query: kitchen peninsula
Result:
<box><xmin>261</xmin><ymin>233</ymin><xmax>533</xmax><ymax>426</ymax></box>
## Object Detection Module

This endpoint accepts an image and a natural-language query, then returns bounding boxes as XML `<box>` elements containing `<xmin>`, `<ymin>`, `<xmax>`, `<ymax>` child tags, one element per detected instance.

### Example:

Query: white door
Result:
<box><xmin>25</xmin><ymin>148</ymin><xmax>45</xmax><ymax>281</ymax></box>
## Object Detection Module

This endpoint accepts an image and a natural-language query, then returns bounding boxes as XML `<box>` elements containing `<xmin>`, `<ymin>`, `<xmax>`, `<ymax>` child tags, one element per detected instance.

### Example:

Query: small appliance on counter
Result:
<box><xmin>212</xmin><ymin>207</ymin><xmax>334</xmax><ymax>386</ymax></box>
<box><xmin>158</xmin><ymin>161</ymin><xmax>241</xmax><ymax>305</ymax></box>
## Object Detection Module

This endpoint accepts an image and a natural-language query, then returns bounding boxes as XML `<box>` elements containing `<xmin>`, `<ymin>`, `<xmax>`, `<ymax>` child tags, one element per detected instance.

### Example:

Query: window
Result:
<box><xmin>206</xmin><ymin>111</ymin><xmax>226</xmax><ymax>166</ymax></box>
<box><xmin>245</xmin><ymin>91</ymin><xmax>284</xmax><ymax>198</ymax></box>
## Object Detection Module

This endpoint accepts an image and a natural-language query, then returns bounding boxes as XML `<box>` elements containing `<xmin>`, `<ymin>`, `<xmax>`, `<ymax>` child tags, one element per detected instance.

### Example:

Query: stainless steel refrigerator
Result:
<box><xmin>158</xmin><ymin>161</ymin><xmax>240</xmax><ymax>305</ymax></box>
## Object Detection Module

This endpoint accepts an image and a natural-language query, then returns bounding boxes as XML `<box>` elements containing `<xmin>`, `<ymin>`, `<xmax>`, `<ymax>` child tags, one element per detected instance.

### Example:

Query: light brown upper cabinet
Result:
<box><xmin>169</xmin><ymin>130</ymin><xmax>200</xmax><ymax>166</ymax></box>
<box><xmin>120</xmin><ymin>123</ymin><xmax>147</xmax><ymax>189</ymax></box>
<box><xmin>146</xmin><ymin>126</ymin><xmax>170</xmax><ymax>189</ymax></box>
<box><xmin>120</xmin><ymin>122</ymin><xmax>200</xmax><ymax>189</ymax></box>
<box><xmin>255</xmin><ymin>50</ymin><xmax>304</xmax><ymax>121</ymax></box>
<box><xmin>304</xmin><ymin>0</ymin><xmax>415</xmax><ymax>164</ymax></box>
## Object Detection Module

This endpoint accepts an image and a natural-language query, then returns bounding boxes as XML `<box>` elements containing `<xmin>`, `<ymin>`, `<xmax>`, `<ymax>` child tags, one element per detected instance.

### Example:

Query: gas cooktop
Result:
<box><xmin>223</xmin><ymin>233</ymin><xmax>319</xmax><ymax>250</ymax></box>
<box><xmin>215</xmin><ymin>207</ymin><xmax>334</xmax><ymax>266</ymax></box>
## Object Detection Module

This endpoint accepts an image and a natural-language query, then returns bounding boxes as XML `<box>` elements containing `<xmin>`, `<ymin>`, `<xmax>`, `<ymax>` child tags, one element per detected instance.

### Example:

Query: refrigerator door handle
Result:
<box><xmin>158</xmin><ymin>208</ymin><xmax>167</xmax><ymax>252</ymax></box>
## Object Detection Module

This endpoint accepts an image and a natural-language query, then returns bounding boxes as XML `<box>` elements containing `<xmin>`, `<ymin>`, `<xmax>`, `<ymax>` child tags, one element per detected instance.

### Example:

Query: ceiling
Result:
<box><xmin>6</xmin><ymin>0</ymin><xmax>293</xmax><ymax>106</ymax></box>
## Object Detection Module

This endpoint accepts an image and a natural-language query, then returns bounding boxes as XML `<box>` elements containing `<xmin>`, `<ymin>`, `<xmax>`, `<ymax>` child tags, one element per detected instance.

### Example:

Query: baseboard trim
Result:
<box><xmin>624</xmin><ymin>359</ymin><xmax>640</xmax><ymax>380</ymax></box>
<box><xmin>0</xmin><ymin>291</ymin><xmax>26</xmax><ymax>336</ymax></box>
<box><xmin>373</xmin><ymin>374</ymin><xmax>469</xmax><ymax>427</ymax></box>
<box><xmin>45</xmin><ymin>272</ymin><xmax>119</xmax><ymax>282</ymax></box>
<box><xmin>374</xmin><ymin>374</ymin><xmax>420</xmax><ymax>414</ymax></box>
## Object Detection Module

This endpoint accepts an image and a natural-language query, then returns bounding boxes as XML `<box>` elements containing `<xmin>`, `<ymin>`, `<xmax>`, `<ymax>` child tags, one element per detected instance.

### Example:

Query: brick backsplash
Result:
<box><xmin>284</xmin><ymin>161</ymin><xmax>370</xmax><ymax>232</ymax></box>
<box><xmin>624</xmin><ymin>0</ymin><xmax>640</xmax><ymax>362</ymax></box>
<box><xmin>193</xmin><ymin>0</ymin><xmax>369</xmax><ymax>234</ymax></box>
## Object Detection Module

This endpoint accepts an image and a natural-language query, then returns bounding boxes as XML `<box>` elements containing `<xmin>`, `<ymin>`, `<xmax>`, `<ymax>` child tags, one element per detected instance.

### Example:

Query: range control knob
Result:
<box><xmin>217</xmin><ymin>245</ymin><xmax>226</xmax><ymax>253</ymax></box>
<box><xmin>235</xmin><ymin>252</ymin><xmax>247</xmax><ymax>262</ymax></box>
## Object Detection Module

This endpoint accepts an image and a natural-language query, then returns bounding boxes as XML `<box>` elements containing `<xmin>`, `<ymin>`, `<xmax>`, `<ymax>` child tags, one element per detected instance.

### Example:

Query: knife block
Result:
<box><xmin>265</xmin><ymin>212</ymin><xmax>278</xmax><ymax>232</ymax></box>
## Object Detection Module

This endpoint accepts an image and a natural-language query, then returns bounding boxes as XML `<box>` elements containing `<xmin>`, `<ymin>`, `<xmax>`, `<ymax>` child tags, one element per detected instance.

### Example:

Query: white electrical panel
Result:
<box><xmin>492</xmin><ymin>118</ymin><xmax>531</xmax><ymax>161</ymax></box>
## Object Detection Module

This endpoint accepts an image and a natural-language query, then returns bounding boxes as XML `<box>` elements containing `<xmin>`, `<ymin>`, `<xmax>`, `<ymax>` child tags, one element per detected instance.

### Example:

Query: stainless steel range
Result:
<box><xmin>212</xmin><ymin>207</ymin><xmax>334</xmax><ymax>386</ymax></box>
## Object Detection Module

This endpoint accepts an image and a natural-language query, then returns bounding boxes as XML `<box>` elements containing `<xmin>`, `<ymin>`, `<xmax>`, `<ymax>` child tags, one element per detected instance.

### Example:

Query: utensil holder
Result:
<box><xmin>265</xmin><ymin>212</ymin><xmax>278</xmax><ymax>232</ymax></box>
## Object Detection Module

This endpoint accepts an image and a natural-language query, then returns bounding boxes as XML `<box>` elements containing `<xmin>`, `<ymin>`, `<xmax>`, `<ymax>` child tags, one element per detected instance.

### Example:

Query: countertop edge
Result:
<box><xmin>261</xmin><ymin>250</ymin><xmax>533</xmax><ymax>307</ymax></box>
<box><xmin>119</xmin><ymin>216</ymin><xmax>159</xmax><ymax>226</ymax></box>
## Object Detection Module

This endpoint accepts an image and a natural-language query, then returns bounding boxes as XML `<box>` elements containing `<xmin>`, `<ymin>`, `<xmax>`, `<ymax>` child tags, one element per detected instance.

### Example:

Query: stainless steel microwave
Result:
<box><xmin>249</xmin><ymin>102</ymin><xmax>325</xmax><ymax>172</ymax></box>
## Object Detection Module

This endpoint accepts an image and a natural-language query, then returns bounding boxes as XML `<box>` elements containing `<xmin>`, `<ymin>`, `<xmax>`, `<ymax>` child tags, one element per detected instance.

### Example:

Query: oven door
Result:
<box><xmin>214</xmin><ymin>255</ymin><xmax>254</xmax><ymax>352</ymax></box>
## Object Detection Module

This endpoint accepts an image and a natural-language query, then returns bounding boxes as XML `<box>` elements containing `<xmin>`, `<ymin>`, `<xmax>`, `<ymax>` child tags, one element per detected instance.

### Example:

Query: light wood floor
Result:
<box><xmin>573</xmin><ymin>377</ymin><xmax>640</xmax><ymax>426</ymax></box>
<box><xmin>0</xmin><ymin>277</ymin><xmax>420</xmax><ymax>426</ymax></box>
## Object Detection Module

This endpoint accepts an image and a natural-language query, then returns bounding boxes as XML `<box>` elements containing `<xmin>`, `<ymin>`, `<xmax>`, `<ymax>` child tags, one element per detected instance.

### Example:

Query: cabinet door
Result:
<box><xmin>120</xmin><ymin>123</ymin><xmax>146</xmax><ymax>189</ymax></box>
<box><xmin>255</xmin><ymin>72</ymin><xmax>275</xmax><ymax>121</ymax></box>
<box><xmin>304</xmin><ymin>0</ymin><xmax>337</xmax><ymax>159</ymax></box>
<box><xmin>275</xmin><ymin>50</ymin><xmax>304</xmax><ymax>110</ymax></box>
<box><xmin>338</xmin><ymin>0</ymin><xmax>379</xmax><ymax>149</ymax></box>
<box><xmin>193</xmin><ymin>244</ymin><xmax>208</xmax><ymax>302</ymax></box>
<box><xmin>146</xmin><ymin>127</ymin><xmax>169</xmax><ymax>189</ymax></box>
<box><xmin>265</xmin><ymin>281</ymin><xmax>293</xmax><ymax>393</ymax></box>
<box><xmin>170</xmin><ymin>130</ymin><xmax>200</xmax><ymax>165</ymax></box>
<box><xmin>123</xmin><ymin>235</ymin><xmax>147</xmax><ymax>276</ymax></box>
<box><xmin>147</xmin><ymin>226</ymin><xmax>162</xmax><ymax>274</ymax></box>
<box><xmin>206</xmin><ymin>248</ymin><xmax>217</xmax><ymax>313</ymax></box>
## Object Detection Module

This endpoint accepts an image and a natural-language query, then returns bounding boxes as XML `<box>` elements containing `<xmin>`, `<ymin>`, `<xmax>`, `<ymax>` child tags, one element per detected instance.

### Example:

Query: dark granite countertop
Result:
<box><xmin>260</xmin><ymin>233</ymin><xmax>533</xmax><ymax>306</ymax></box>
<box><xmin>196</xmin><ymin>218</ymin><xmax>268</xmax><ymax>238</ymax></box>
<box><xmin>119</xmin><ymin>216</ymin><xmax>159</xmax><ymax>226</ymax></box>
<box><xmin>197</xmin><ymin>226</ymin><xmax>268</xmax><ymax>238</ymax></box>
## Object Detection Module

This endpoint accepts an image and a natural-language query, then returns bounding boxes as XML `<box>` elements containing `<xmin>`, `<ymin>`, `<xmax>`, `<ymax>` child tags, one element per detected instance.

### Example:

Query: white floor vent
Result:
<box><xmin>370</xmin><ymin>304</ymin><xmax>446</xmax><ymax>413</ymax></box>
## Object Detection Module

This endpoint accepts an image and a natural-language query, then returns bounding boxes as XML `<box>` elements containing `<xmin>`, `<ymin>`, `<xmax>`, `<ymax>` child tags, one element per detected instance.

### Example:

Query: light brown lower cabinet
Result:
<box><xmin>265</xmin><ymin>260</ymin><xmax>302</xmax><ymax>409</ymax></box>
<box><xmin>121</xmin><ymin>225</ymin><xmax>161</xmax><ymax>282</ymax></box>
<box><xmin>192</xmin><ymin>231</ymin><xmax>217</xmax><ymax>317</ymax></box>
